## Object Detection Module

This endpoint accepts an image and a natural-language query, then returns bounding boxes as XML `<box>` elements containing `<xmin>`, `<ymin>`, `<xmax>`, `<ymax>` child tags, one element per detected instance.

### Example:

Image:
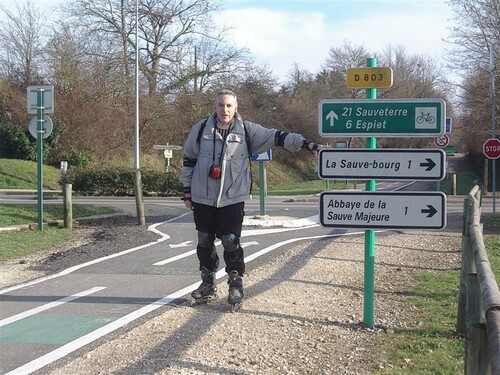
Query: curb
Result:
<box><xmin>0</xmin><ymin>189</ymin><xmax>61</xmax><ymax>196</ymax></box>
<box><xmin>0</xmin><ymin>213</ymin><xmax>130</xmax><ymax>233</ymax></box>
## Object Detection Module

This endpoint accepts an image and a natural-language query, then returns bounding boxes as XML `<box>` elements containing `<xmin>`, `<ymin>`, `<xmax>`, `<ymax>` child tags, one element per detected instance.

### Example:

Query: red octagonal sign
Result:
<box><xmin>483</xmin><ymin>138</ymin><xmax>500</xmax><ymax>159</ymax></box>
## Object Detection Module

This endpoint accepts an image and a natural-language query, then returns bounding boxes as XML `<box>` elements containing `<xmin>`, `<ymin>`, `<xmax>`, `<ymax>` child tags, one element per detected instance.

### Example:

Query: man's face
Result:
<box><xmin>215</xmin><ymin>94</ymin><xmax>238</xmax><ymax>126</ymax></box>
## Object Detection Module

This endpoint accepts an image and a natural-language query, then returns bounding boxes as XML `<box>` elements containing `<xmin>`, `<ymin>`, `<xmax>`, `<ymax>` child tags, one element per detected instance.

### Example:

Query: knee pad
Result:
<box><xmin>221</xmin><ymin>233</ymin><xmax>239</xmax><ymax>252</ymax></box>
<box><xmin>198</xmin><ymin>231</ymin><xmax>215</xmax><ymax>248</ymax></box>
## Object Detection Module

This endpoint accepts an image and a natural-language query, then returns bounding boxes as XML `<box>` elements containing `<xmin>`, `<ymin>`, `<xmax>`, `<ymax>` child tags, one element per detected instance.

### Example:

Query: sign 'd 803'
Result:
<box><xmin>346</xmin><ymin>67</ymin><xmax>393</xmax><ymax>88</ymax></box>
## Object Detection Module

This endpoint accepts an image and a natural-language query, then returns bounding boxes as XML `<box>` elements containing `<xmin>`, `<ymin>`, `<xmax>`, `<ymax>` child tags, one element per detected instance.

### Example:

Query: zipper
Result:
<box><xmin>216</xmin><ymin>137</ymin><xmax>227</xmax><ymax>207</ymax></box>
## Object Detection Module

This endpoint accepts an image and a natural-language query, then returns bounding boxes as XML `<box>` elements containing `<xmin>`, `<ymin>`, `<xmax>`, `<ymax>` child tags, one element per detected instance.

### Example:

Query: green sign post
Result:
<box><xmin>364</xmin><ymin>58</ymin><xmax>377</xmax><ymax>329</ymax></box>
<box><xmin>27</xmin><ymin>85</ymin><xmax>54</xmax><ymax>231</ymax></box>
<box><xmin>319</xmin><ymin>98</ymin><xmax>446</xmax><ymax>137</ymax></box>
<box><xmin>36</xmin><ymin>89</ymin><xmax>45</xmax><ymax>231</ymax></box>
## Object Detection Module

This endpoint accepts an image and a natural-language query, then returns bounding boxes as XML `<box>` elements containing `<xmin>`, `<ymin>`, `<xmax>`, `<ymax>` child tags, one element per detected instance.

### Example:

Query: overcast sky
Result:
<box><xmin>2</xmin><ymin>0</ymin><xmax>454</xmax><ymax>83</ymax></box>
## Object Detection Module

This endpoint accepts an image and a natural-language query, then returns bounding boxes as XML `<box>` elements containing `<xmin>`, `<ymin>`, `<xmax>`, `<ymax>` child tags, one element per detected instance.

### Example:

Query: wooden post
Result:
<box><xmin>458</xmin><ymin>198</ymin><xmax>472</xmax><ymax>334</ymax></box>
<box><xmin>466</xmin><ymin>323</ymin><xmax>491</xmax><ymax>375</ymax></box>
<box><xmin>465</xmin><ymin>272</ymin><xmax>489</xmax><ymax>374</ymax></box>
<box><xmin>63</xmin><ymin>183</ymin><xmax>72</xmax><ymax>229</ymax></box>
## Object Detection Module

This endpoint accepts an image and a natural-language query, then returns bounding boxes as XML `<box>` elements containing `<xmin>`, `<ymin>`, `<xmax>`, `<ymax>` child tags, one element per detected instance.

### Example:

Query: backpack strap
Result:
<box><xmin>196</xmin><ymin>118</ymin><xmax>209</xmax><ymax>144</ymax></box>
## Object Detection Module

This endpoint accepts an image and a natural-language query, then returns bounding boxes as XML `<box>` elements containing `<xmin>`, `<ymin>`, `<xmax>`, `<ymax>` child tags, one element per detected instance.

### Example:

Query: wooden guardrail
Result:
<box><xmin>457</xmin><ymin>185</ymin><xmax>500</xmax><ymax>375</ymax></box>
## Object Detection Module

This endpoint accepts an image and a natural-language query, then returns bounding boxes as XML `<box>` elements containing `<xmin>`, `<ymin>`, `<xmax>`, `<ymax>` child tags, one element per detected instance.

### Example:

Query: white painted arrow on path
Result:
<box><xmin>169</xmin><ymin>241</ymin><xmax>193</xmax><ymax>248</ymax></box>
<box><xmin>155</xmin><ymin>241</ymin><xmax>259</xmax><ymax>266</ymax></box>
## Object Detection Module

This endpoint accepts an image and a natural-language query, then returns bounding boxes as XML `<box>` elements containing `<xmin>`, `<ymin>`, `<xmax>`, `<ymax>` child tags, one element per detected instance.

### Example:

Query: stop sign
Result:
<box><xmin>483</xmin><ymin>138</ymin><xmax>500</xmax><ymax>159</ymax></box>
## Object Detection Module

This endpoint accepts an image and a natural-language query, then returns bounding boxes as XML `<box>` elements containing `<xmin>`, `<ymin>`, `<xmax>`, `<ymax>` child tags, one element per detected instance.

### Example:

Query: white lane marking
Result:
<box><xmin>0</xmin><ymin>287</ymin><xmax>106</xmax><ymax>328</ymax></box>
<box><xmin>6</xmin><ymin>230</ymin><xmax>371</xmax><ymax>375</ymax></box>
<box><xmin>245</xmin><ymin>231</ymin><xmax>370</xmax><ymax>263</ymax></box>
<box><xmin>153</xmin><ymin>241</ymin><xmax>260</xmax><ymax>266</ymax></box>
<box><xmin>240</xmin><ymin>241</ymin><xmax>259</xmax><ymax>247</ymax></box>
<box><xmin>241</xmin><ymin>224</ymin><xmax>318</xmax><ymax>236</ymax></box>
<box><xmin>0</xmin><ymin>215</ymin><xmax>181</xmax><ymax>296</ymax></box>
<box><xmin>4</xmin><ymin>282</ymin><xmax>199</xmax><ymax>375</ymax></box>
<box><xmin>243</xmin><ymin>214</ymin><xmax>318</xmax><ymax>228</ymax></box>
<box><xmin>169</xmin><ymin>241</ymin><xmax>193</xmax><ymax>248</ymax></box>
<box><xmin>153</xmin><ymin>249</ymin><xmax>196</xmax><ymax>265</ymax></box>
<box><xmin>0</xmin><ymin>211</ymin><xmax>314</xmax><ymax>295</ymax></box>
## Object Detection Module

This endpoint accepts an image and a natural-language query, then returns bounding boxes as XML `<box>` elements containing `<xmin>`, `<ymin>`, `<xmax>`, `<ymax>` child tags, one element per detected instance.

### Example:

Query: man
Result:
<box><xmin>180</xmin><ymin>89</ymin><xmax>321</xmax><ymax>308</ymax></box>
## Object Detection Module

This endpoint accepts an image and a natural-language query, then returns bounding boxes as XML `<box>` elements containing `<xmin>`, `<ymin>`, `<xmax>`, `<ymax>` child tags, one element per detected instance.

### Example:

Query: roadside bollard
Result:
<box><xmin>63</xmin><ymin>183</ymin><xmax>72</xmax><ymax>229</ymax></box>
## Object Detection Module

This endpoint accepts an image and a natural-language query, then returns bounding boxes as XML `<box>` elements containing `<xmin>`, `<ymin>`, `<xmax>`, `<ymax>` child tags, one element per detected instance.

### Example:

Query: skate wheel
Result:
<box><xmin>192</xmin><ymin>294</ymin><xmax>218</xmax><ymax>306</ymax></box>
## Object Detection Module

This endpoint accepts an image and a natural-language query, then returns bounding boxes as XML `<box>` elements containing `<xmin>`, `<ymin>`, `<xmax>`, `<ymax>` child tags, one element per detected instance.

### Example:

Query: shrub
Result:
<box><xmin>66</xmin><ymin>166</ymin><xmax>182</xmax><ymax>196</ymax></box>
<box><xmin>0</xmin><ymin>124</ymin><xmax>35</xmax><ymax>160</ymax></box>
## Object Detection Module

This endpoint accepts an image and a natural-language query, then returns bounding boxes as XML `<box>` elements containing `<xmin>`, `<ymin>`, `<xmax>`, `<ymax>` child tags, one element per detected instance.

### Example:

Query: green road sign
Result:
<box><xmin>318</xmin><ymin>98</ymin><xmax>446</xmax><ymax>137</ymax></box>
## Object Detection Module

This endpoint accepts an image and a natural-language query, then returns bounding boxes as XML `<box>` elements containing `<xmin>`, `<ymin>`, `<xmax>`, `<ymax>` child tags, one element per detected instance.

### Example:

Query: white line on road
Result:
<box><xmin>0</xmin><ymin>287</ymin><xmax>107</xmax><ymax>328</ymax></box>
<box><xmin>0</xmin><ymin>218</ymin><xmax>176</xmax><ymax>296</ymax></box>
<box><xmin>153</xmin><ymin>241</ymin><xmax>260</xmax><ymax>266</ymax></box>
<box><xmin>153</xmin><ymin>249</ymin><xmax>196</xmax><ymax>265</ymax></box>
<box><xmin>169</xmin><ymin>240</ymin><xmax>194</xmax><ymax>248</ymax></box>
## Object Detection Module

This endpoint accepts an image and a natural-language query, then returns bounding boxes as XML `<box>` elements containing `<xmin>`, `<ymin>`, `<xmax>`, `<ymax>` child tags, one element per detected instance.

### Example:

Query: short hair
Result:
<box><xmin>216</xmin><ymin>89</ymin><xmax>237</xmax><ymax>102</ymax></box>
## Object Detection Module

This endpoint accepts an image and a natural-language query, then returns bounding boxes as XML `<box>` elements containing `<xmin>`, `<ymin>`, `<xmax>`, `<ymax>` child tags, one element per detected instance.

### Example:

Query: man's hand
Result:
<box><xmin>182</xmin><ymin>191</ymin><xmax>193</xmax><ymax>210</ymax></box>
<box><xmin>307</xmin><ymin>142</ymin><xmax>322</xmax><ymax>158</ymax></box>
<box><xmin>184</xmin><ymin>195</ymin><xmax>193</xmax><ymax>210</ymax></box>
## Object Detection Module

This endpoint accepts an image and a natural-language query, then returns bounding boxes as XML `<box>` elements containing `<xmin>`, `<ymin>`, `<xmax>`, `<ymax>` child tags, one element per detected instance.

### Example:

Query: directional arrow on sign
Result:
<box><xmin>326</xmin><ymin>110</ymin><xmax>338</xmax><ymax>127</ymax></box>
<box><xmin>420</xmin><ymin>158</ymin><xmax>436</xmax><ymax>171</ymax></box>
<box><xmin>421</xmin><ymin>205</ymin><xmax>437</xmax><ymax>217</ymax></box>
<box><xmin>318</xmin><ymin>148</ymin><xmax>446</xmax><ymax>180</ymax></box>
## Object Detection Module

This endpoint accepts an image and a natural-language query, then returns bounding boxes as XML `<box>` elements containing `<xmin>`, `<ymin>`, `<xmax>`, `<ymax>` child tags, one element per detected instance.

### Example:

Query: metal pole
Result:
<box><xmin>363</xmin><ymin>57</ymin><xmax>377</xmax><ymax>328</ymax></box>
<box><xmin>36</xmin><ymin>89</ymin><xmax>45</xmax><ymax>231</ymax></box>
<box><xmin>490</xmin><ymin>43</ymin><xmax>496</xmax><ymax>215</ymax></box>
<box><xmin>259</xmin><ymin>161</ymin><xmax>265</xmax><ymax>215</ymax></box>
<box><xmin>134</xmin><ymin>0</ymin><xmax>145</xmax><ymax>225</ymax></box>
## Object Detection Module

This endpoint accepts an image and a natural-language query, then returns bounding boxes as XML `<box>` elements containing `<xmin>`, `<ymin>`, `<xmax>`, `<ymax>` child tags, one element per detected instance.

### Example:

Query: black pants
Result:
<box><xmin>193</xmin><ymin>202</ymin><xmax>245</xmax><ymax>275</ymax></box>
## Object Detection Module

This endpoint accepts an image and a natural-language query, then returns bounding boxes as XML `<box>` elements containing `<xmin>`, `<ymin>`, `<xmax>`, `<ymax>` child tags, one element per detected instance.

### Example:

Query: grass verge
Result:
<box><xmin>485</xmin><ymin>235</ymin><xmax>500</xmax><ymax>285</ymax></box>
<box><xmin>372</xmin><ymin>232</ymin><xmax>500</xmax><ymax>374</ymax></box>
<box><xmin>0</xmin><ymin>204</ymin><xmax>118</xmax><ymax>261</ymax></box>
<box><xmin>0</xmin><ymin>227</ymin><xmax>73</xmax><ymax>261</ymax></box>
<box><xmin>0</xmin><ymin>203</ymin><xmax>116</xmax><ymax>227</ymax></box>
<box><xmin>0</xmin><ymin>159</ymin><xmax>61</xmax><ymax>190</ymax></box>
<box><xmin>373</xmin><ymin>269</ymin><xmax>464</xmax><ymax>374</ymax></box>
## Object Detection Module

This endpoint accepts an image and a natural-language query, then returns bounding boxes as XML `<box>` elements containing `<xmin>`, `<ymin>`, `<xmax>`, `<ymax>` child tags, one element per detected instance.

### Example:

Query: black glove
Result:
<box><xmin>302</xmin><ymin>140</ymin><xmax>319</xmax><ymax>153</ymax></box>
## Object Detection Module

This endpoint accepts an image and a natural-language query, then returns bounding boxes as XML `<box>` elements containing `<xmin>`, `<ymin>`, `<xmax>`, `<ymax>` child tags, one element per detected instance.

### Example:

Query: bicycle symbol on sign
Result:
<box><xmin>416</xmin><ymin>112</ymin><xmax>436</xmax><ymax>124</ymax></box>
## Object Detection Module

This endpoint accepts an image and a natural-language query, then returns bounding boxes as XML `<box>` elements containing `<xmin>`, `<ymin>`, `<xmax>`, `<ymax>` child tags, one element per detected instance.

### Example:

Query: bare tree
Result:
<box><xmin>378</xmin><ymin>45</ymin><xmax>449</xmax><ymax>99</ymax></box>
<box><xmin>323</xmin><ymin>42</ymin><xmax>371</xmax><ymax>73</ymax></box>
<box><xmin>446</xmin><ymin>0</ymin><xmax>499</xmax><ymax>72</ymax></box>
<box><xmin>446</xmin><ymin>0</ymin><xmax>499</xmax><ymax>159</ymax></box>
<box><xmin>62</xmin><ymin>0</ymin><xmax>248</xmax><ymax>97</ymax></box>
<box><xmin>0</xmin><ymin>1</ymin><xmax>48</xmax><ymax>87</ymax></box>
